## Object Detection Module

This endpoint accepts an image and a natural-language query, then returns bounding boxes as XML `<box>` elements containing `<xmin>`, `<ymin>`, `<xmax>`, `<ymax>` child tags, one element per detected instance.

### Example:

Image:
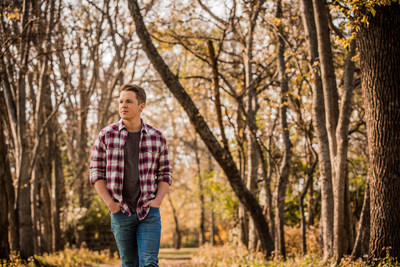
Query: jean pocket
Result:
<box><xmin>111</xmin><ymin>210</ymin><xmax>123</xmax><ymax>216</ymax></box>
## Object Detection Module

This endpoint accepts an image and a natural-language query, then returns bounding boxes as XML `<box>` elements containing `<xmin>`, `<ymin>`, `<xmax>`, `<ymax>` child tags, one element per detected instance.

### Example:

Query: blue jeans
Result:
<box><xmin>111</xmin><ymin>207</ymin><xmax>161</xmax><ymax>267</ymax></box>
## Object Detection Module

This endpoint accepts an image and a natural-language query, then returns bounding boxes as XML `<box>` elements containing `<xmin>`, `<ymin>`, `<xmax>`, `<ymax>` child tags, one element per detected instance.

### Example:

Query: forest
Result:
<box><xmin>1</xmin><ymin>0</ymin><xmax>399</xmax><ymax>266</ymax></box>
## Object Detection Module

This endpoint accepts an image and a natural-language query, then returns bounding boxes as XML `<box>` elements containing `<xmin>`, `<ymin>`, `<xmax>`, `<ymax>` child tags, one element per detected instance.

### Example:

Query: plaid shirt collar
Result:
<box><xmin>118</xmin><ymin>119</ymin><xmax>150</xmax><ymax>135</ymax></box>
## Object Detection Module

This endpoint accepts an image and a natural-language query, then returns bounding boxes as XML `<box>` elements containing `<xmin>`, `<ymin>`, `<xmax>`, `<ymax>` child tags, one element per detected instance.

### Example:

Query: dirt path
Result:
<box><xmin>159</xmin><ymin>248</ymin><xmax>199</xmax><ymax>267</ymax></box>
<box><xmin>92</xmin><ymin>248</ymin><xmax>199</xmax><ymax>267</ymax></box>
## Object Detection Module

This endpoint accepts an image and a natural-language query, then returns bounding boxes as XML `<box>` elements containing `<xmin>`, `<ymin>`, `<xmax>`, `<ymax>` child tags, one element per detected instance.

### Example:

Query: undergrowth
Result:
<box><xmin>2</xmin><ymin>245</ymin><xmax>119</xmax><ymax>267</ymax></box>
<box><xmin>192</xmin><ymin>244</ymin><xmax>399</xmax><ymax>267</ymax></box>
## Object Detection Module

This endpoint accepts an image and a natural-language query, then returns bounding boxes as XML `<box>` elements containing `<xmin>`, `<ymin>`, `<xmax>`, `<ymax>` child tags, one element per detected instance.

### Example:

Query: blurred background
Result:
<box><xmin>2</xmin><ymin>0</ymin><xmax>397</xmax><ymax>266</ymax></box>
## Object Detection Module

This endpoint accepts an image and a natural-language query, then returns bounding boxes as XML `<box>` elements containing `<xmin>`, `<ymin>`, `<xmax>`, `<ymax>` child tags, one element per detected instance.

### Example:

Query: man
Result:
<box><xmin>90</xmin><ymin>84</ymin><xmax>172</xmax><ymax>267</ymax></box>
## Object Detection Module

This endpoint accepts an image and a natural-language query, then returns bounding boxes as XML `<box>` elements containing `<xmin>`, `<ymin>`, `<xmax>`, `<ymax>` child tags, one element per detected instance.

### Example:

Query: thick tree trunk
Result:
<box><xmin>301</xmin><ymin>0</ymin><xmax>333</xmax><ymax>259</ymax></box>
<box><xmin>312</xmin><ymin>0</ymin><xmax>339</xmax><ymax>162</ymax></box>
<box><xmin>17</xmin><ymin>151</ymin><xmax>34</xmax><ymax>259</ymax></box>
<box><xmin>128</xmin><ymin>0</ymin><xmax>274</xmax><ymax>257</ymax></box>
<box><xmin>357</xmin><ymin>3</ymin><xmax>400</xmax><ymax>262</ymax></box>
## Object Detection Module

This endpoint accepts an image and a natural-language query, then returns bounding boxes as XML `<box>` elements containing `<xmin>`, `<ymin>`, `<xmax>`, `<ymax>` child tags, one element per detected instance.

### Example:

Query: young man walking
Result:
<box><xmin>90</xmin><ymin>84</ymin><xmax>172</xmax><ymax>267</ymax></box>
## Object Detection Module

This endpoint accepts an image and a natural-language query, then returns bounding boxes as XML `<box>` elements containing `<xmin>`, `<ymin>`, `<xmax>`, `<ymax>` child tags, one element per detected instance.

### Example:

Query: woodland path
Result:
<box><xmin>92</xmin><ymin>248</ymin><xmax>199</xmax><ymax>267</ymax></box>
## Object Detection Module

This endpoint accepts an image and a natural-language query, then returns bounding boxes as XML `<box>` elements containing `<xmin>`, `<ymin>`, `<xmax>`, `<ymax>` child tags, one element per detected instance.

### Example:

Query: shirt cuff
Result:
<box><xmin>90</xmin><ymin>171</ymin><xmax>106</xmax><ymax>185</ymax></box>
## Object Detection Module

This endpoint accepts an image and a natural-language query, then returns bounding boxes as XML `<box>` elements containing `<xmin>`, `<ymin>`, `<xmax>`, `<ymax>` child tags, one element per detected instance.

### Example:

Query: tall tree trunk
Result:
<box><xmin>17</xmin><ymin>146</ymin><xmax>33</xmax><ymax>259</ymax></box>
<box><xmin>195</xmin><ymin>146</ymin><xmax>206</xmax><ymax>246</ymax></box>
<box><xmin>53</xmin><ymin>137</ymin><xmax>66</xmax><ymax>251</ymax></box>
<box><xmin>210</xmin><ymin>201</ymin><xmax>215</xmax><ymax>246</ymax></box>
<box><xmin>167</xmin><ymin>194</ymin><xmax>181</xmax><ymax>249</ymax></box>
<box><xmin>300</xmin><ymin>138</ymin><xmax>317</xmax><ymax>255</ymax></box>
<box><xmin>274</xmin><ymin>0</ymin><xmax>293</xmax><ymax>259</ymax></box>
<box><xmin>333</xmin><ymin>40</ymin><xmax>356</xmax><ymax>263</ymax></box>
<box><xmin>241</xmin><ymin>0</ymin><xmax>265</xmax><ymax>251</ymax></box>
<box><xmin>77</xmin><ymin>38</ymin><xmax>90</xmax><ymax>208</ymax></box>
<box><xmin>312</xmin><ymin>0</ymin><xmax>339</xmax><ymax>161</ymax></box>
<box><xmin>237</xmin><ymin>108</ymin><xmax>248</xmax><ymax>248</ymax></box>
<box><xmin>264</xmin><ymin>125</ymin><xmax>277</xmax><ymax>242</ymax></box>
<box><xmin>208</xmin><ymin>155</ymin><xmax>216</xmax><ymax>246</ymax></box>
<box><xmin>0</xmin><ymin>117</ymin><xmax>10</xmax><ymax>260</ymax></box>
<box><xmin>301</xmin><ymin>0</ymin><xmax>333</xmax><ymax>259</ymax></box>
<box><xmin>245</xmin><ymin>53</ymin><xmax>259</xmax><ymax>251</ymax></box>
<box><xmin>128</xmin><ymin>0</ymin><xmax>274</xmax><ymax>257</ymax></box>
<box><xmin>351</xmin><ymin>181</ymin><xmax>370</xmax><ymax>259</ymax></box>
<box><xmin>357</xmin><ymin>3</ymin><xmax>400</xmax><ymax>262</ymax></box>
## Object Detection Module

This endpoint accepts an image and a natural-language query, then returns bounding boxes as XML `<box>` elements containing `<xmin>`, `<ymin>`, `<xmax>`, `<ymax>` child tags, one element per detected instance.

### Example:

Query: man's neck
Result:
<box><xmin>123</xmin><ymin>118</ymin><xmax>142</xmax><ymax>132</ymax></box>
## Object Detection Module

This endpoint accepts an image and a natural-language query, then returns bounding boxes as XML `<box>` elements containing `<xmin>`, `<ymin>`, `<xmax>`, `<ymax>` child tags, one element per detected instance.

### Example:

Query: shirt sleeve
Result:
<box><xmin>156</xmin><ymin>135</ymin><xmax>172</xmax><ymax>186</ymax></box>
<box><xmin>89</xmin><ymin>132</ymin><xmax>107</xmax><ymax>185</ymax></box>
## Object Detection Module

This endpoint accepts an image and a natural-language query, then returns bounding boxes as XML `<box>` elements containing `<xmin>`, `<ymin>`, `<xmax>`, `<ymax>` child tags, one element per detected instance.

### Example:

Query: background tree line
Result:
<box><xmin>1</xmin><ymin>0</ymin><xmax>399</xmax><ymax>265</ymax></box>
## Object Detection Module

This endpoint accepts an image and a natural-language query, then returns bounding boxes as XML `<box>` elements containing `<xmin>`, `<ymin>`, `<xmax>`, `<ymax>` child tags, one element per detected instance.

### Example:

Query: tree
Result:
<box><xmin>274</xmin><ymin>0</ymin><xmax>293</xmax><ymax>259</ymax></box>
<box><xmin>300</xmin><ymin>0</ymin><xmax>334</xmax><ymax>259</ymax></box>
<box><xmin>356</xmin><ymin>2</ymin><xmax>400</xmax><ymax>262</ymax></box>
<box><xmin>127</xmin><ymin>0</ymin><xmax>275</xmax><ymax>257</ymax></box>
<box><xmin>0</xmin><ymin>104</ymin><xmax>12</xmax><ymax>260</ymax></box>
<box><xmin>0</xmin><ymin>0</ymin><xmax>62</xmax><ymax>257</ymax></box>
<box><xmin>302</xmin><ymin>0</ymin><xmax>357</xmax><ymax>261</ymax></box>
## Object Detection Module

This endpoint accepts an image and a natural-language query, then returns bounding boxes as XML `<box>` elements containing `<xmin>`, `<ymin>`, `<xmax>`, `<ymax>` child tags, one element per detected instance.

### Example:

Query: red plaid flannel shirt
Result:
<box><xmin>90</xmin><ymin>120</ymin><xmax>172</xmax><ymax>220</ymax></box>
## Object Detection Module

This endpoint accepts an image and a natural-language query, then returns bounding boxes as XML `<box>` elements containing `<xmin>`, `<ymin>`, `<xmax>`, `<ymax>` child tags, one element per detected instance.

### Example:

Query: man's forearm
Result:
<box><xmin>155</xmin><ymin>181</ymin><xmax>169</xmax><ymax>203</ymax></box>
<box><xmin>144</xmin><ymin>181</ymin><xmax>169</xmax><ymax>208</ymax></box>
<box><xmin>94</xmin><ymin>180</ymin><xmax>122</xmax><ymax>213</ymax></box>
<box><xmin>94</xmin><ymin>179</ymin><xmax>114</xmax><ymax>206</ymax></box>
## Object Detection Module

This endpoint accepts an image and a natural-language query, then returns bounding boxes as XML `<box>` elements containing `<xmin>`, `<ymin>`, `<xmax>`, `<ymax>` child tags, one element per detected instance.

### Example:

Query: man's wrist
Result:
<box><xmin>106</xmin><ymin>199</ymin><xmax>115</xmax><ymax>208</ymax></box>
<box><xmin>153</xmin><ymin>198</ymin><xmax>162</xmax><ymax>206</ymax></box>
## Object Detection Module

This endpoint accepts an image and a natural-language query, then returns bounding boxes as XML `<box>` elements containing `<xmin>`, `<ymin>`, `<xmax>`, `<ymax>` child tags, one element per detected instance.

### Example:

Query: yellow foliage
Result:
<box><xmin>6</xmin><ymin>246</ymin><xmax>119</xmax><ymax>267</ymax></box>
<box><xmin>284</xmin><ymin>226</ymin><xmax>321</xmax><ymax>256</ymax></box>
<box><xmin>2</xmin><ymin>8</ymin><xmax>21</xmax><ymax>21</ymax></box>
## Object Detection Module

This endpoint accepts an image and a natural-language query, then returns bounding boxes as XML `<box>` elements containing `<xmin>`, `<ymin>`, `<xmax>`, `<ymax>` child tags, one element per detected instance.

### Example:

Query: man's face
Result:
<box><xmin>119</xmin><ymin>90</ymin><xmax>145</xmax><ymax>120</ymax></box>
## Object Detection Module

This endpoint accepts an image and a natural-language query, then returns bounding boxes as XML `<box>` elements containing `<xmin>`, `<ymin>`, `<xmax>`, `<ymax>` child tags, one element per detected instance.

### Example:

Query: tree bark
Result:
<box><xmin>167</xmin><ymin>193</ymin><xmax>181</xmax><ymax>249</ymax></box>
<box><xmin>357</xmin><ymin>3</ymin><xmax>400</xmax><ymax>262</ymax></box>
<box><xmin>274</xmin><ymin>0</ymin><xmax>293</xmax><ymax>260</ymax></box>
<box><xmin>1</xmin><ymin>0</ymin><xmax>35</xmax><ymax>257</ymax></box>
<box><xmin>0</xmin><ymin>115</ymin><xmax>10</xmax><ymax>260</ymax></box>
<box><xmin>301</xmin><ymin>0</ymin><xmax>334</xmax><ymax>259</ymax></box>
<box><xmin>128</xmin><ymin>0</ymin><xmax>274</xmax><ymax>257</ymax></box>
<box><xmin>195</xmin><ymin>145</ymin><xmax>206</xmax><ymax>246</ymax></box>
<box><xmin>333</xmin><ymin>40</ymin><xmax>356</xmax><ymax>263</ymax></box>
<box><xmin>53</xmin><ymin>137</ymin><xmax>66</xmax><ymax>251</ymax></box>
<box><xmin>242</xmin><ymin>0</ymin><xmax>265</xmax><ymax>251</ymax></box>
<box><xmin>351</xmin><ymin>181</ymin><xmax>370</xmax><ymax>259</ymax></box>
<box><xmin>300</xmin><ymin>138</ymin><xmax>318</xmax><ymax>255</ymax></box>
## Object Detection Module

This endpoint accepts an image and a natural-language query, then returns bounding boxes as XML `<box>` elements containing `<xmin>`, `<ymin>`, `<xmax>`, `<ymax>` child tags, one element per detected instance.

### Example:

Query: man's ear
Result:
<box><xmin>139</xmin><ymin>103</ymin><xmax>146</xmax><ymax>112</ymax></box>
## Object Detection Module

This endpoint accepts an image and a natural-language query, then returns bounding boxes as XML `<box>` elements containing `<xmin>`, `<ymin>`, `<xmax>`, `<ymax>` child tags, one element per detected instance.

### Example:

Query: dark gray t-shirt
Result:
<box><xmin>123</xmin><ymin>131</ymin><xmax>141</xmax><ymax>213</ymax></box>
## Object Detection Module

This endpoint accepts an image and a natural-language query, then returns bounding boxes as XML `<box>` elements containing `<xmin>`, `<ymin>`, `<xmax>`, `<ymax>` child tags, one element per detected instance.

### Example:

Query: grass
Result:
<box><xmin>3</xmin><ymin>246</ymin><xmax>119</xmax><ymax>267</ymax></box>
<box><xmin>159</xmin><ymin>247</ymin><xmax>196</xmax><ymax>260</ymax></box>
